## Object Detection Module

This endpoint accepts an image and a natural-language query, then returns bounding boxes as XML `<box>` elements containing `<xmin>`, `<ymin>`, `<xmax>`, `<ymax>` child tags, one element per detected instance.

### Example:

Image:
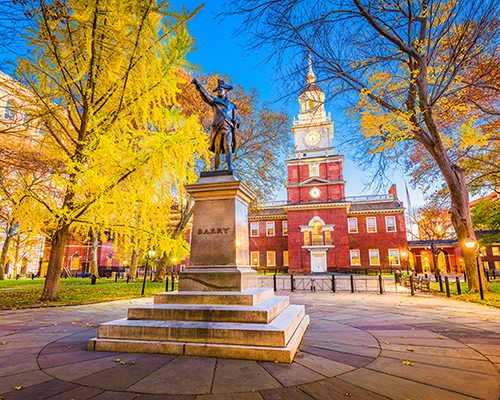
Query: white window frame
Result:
<box><xmin>350</xmin><ymin>250</ymin><xmax>361</xmax><ymax>266</ymax></box>
<box><xmin>250</xmin><ymin>222</ymin><xmax>259</xmax><ymax>237</ymax></box>
<box><xmin>366</xmin><ymin>217</ymin><xmax>377</xmax><ymax>233</ymax></box>
<box><xmin>266</xmin><ymin>221</ymin><xmax>275</xmax><ymax>237</ymax></box>
<box><xmin>283</xmin><ymin>251</ymin><xmax>289</xmax><ymax>267</ymax></box>
<box><xmin>250</xmin><ymin>251</ymin><xmax>259</xmax><ymax>267</ymax></box>
<box><xmin>388</xmin><ymin>249</ymin><xmax>400</xmax><ymax>266</ymax></box>
<box><xmin>369</xmin><ymin>249</ymin><xmax>380</xmax><ymax>266</ymax></box>
<box><xmin>282</xmin><ymin>221</ymin><xmax>288</xmax><ymax>236</ymax></box>
<box><xmin>267</xmin><ymin>251</ymin><xmax>276</xmax><ymax>267</ymax></box>
<box><xmin>4</xmin><ymin>100</ymin><xmax>14</xmax><ymax>120</ymax></box>
<box><xmin>348</xmin><ymin>218</ymin><xmax>358</xmax><ymax>233</ymax></box>
<box><xmin>385</xmin><ymin>216</ymin><xmax>397</xmax><ymax>232</ymax></box>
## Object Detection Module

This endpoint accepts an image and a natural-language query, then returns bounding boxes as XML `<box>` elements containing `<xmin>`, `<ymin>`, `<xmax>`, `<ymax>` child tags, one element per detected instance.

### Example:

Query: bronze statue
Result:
<box><xmin>192</xmin><ymin>78</ymin><xmax>239</xmax><ymax>170</ymax></box>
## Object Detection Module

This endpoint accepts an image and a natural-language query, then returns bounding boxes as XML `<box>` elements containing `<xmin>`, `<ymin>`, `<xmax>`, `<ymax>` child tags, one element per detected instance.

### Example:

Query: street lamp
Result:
<box><xmin>464</xmin><ymin>238</ymin><xmax>484</xmax><ymax>300</ymax></box>
<box><xmin>401</xmin><ymin>250</ymin><xmax>408</xmax><ymax>274</ymax></box>
<box><xmin>141</xmin><ymin>249</ymin><xmax>156</xmax><ymax>296</ymax></box>
<box><xmin>428</xmin><ymin>243</ymin><xmax>438</xmax><ymax>275</ymax></box>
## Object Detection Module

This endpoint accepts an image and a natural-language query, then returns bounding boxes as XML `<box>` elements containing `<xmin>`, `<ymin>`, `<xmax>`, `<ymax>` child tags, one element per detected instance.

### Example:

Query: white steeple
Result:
<box><xmin>291</xmin><ymin>53</ymin><xmax>334</xmax><ymax>158</ymax></box>
<box><xmin>305</xmin><ymin>53</ymin><xmax>316</xmax><ymax>84</ymax></box>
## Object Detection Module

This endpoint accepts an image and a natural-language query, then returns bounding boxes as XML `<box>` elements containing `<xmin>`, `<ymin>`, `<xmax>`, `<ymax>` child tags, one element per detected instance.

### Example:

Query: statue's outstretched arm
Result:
<box><xmin>192</xmin><ymin>78</ymin><xmax>214</xmax><ymax>106</ymax></box>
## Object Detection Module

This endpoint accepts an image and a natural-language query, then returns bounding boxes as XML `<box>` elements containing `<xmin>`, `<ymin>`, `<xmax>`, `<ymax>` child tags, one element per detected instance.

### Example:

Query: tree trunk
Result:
<box><xmin>0</xmin><ymin>223</ymin><xmax>14</xmax><ymax>280</ymax></box>
<box><xmin>420</xmin><ymin>133</ymin><xmax>491</xmax><ymax>292</ymax></box>
<box><xmin>89</xmin><ymin>229</ymin><xmax>100</xmax><ymax>277</ymax></box>
<box><xmin>448</xmin><ymin>165</ymin><xmax>491</xmax><ymax>293</ymax></box>
<box><xmin>154</xmin><ymin>251</ymin><xmax>168</xmax><ymax>282</ymax></box>
<box><xmin>40</xmin><ymin>224</ymin><xmax>70</xmax><ymax>301</ymax></box>
<box><xmin>129</xmin><ymin>246</ymin><xmax>139</xmax><ymax>281</ymax></box>
<box><xmin>12</xmin><ymin>233</ymin><xmax>21</xmax><ymax>277</ymax></box>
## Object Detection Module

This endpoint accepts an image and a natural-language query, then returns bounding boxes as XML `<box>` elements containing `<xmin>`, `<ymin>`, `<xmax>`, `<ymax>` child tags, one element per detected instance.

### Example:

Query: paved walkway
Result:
<box><xmin>0</xmin><ymin>292</ymin><xmax>499</xmax><ymax>399</ymax></box>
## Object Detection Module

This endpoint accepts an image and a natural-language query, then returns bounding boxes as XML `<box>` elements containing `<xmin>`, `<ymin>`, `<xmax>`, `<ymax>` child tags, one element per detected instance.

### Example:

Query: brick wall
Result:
<box><xmin>248</xmin><ymin>219</ymin><xmax>289</xmax><ymax>268</ymax></box>
<box><xmin>348</xmin><ymin>213</ymin><xmax>407</xmax><ymax>268</ymax></box>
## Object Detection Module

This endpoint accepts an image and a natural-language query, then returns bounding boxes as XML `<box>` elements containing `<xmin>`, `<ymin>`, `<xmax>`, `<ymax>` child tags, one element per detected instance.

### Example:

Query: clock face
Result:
<box><xmin>309</xmin><ymin>187</ymin><xmax>321</xmax><ymax>199</ymax></box>
<box><xmin>304</xmin><ymin>131</ymin><xmax>321</xmax><ymax>148</ymax></box>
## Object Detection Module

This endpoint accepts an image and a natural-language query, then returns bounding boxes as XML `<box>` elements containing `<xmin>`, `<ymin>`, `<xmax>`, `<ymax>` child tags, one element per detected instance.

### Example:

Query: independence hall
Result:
<box><xmin>248</xmin><ymin>61</ymin><xmax>408</xmax><ymax>274</ymax></box>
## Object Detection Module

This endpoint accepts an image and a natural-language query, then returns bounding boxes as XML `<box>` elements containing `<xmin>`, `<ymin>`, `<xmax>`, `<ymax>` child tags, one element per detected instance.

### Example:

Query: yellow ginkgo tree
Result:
<box><xmin>7</xmin><ymin>0</ymin><xmax>207</xmax><ymax>301</ymax></box>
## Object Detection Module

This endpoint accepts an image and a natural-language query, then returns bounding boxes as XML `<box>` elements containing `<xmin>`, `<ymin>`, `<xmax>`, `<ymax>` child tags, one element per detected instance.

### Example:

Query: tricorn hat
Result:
<box><xmin>212</xmin><ymin>79</ymin><xmax>233</xmax><ymax>93</ymax></box>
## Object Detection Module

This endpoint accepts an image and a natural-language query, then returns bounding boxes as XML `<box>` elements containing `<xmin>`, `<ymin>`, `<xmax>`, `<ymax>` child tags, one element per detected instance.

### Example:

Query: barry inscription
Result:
<box><xmin>197</xmin><ymin>228</ymin><xmax>230</xmax><ymax>235</ymax></box>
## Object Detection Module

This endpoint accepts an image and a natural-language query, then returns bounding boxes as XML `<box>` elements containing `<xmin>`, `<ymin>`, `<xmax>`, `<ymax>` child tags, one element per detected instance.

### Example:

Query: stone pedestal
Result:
<box><xmin>88</xmin><ymin>171</ymin><xmax>309</xmax><ymax>363</ymax></box>
<box><xmin>179</xmin><ymin>171</ymin><xmax>257</xmax><ymax>291</ymax></box>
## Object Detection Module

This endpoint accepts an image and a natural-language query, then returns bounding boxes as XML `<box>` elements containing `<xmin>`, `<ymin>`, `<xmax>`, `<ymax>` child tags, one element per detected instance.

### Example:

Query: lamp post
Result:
<box><xmin>141</xmin><ymin>249</ymin><xmax>156</xmax><ymax>296</ymax></box>
<box><xmin>401</xmin><ymin>250</ymin><xmax>408</xmax><ymax>274</ymax></box>
<box><xmin>464</xmin><ymin>238</ymin><xmax>484</xmax><ymax>300</ymax></box>
<box><xmin>428</xmin><ymin>243</ymin><xmax>438</xmax><ymax>275</ymax></box>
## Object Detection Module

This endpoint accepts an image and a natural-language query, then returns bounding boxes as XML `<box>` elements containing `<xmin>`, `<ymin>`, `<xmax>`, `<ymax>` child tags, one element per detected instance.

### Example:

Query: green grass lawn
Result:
<box><xmin>0</xmin><ymin>277</ymin><xmax>132</xmax><ymax>288</ymax></box>
<box><xmin>430</xmin><ymin>280</ymin><xmax>500</xmax><ymax>308</ymax></box>
<box><xmin>0</xmin><ymin>279</ymin><xmax>176</xmax><ymax>309</ymax></box>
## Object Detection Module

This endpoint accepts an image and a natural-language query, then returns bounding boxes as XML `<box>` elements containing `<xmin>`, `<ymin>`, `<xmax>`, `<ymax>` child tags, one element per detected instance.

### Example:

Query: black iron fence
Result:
<box><xmin>258</xmin><ymin>274</ymin><xmax>406</xmax><ymax>293</ymax></box>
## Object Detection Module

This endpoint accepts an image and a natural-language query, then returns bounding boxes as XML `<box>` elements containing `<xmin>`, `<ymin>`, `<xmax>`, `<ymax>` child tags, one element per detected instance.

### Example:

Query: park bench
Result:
<box><xmin>418</xmin><ymin>277</ymin><xmax>431</xmax><ymax>292</ymax></box>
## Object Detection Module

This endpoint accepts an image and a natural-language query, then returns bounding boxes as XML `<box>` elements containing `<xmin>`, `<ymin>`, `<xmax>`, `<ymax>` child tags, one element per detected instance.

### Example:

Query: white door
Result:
<box><xmin>311</xmin><ymin>251</ymin><xmax>327</xmax><ymax>273</ymax></box>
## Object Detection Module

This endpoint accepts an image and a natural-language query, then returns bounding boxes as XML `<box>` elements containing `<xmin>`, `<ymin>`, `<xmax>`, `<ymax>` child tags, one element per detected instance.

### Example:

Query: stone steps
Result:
<box><xmin>95</xmin><ymin>304</ymin><xmax>305</xmax><ymax>348</ymax></box>
<box><xmin>88</xmin><ymin>313</ymin><xmax>309</xmax><ymax>364</ymax></box>
<box><xmin>154</xmin><ymin>287</ymin><xmax>273</xmax><ymax>306</ymax></box>
<box><xmin>128</xmin><ymin>295</ymin><xmax>289</xmax><ymax>324</ymax></box>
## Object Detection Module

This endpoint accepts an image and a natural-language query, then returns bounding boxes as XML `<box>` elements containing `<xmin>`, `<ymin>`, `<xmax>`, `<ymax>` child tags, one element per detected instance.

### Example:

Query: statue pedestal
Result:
<box><xmin>178</xmin><ymin>171</ymin><xmax>257</xmax><ymax>292</ymax></box>
<box><xmin>88</xmin><ymin>171</ymin><xmax>309</xmax><ymax>363</ymax></box>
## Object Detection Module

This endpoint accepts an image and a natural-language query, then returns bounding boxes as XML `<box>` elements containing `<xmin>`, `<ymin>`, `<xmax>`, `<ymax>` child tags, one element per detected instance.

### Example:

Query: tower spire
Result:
<box><xmin>305</xmin><ymin>52</ymin><xmax>316</xmax><ymax>84</ymax></box>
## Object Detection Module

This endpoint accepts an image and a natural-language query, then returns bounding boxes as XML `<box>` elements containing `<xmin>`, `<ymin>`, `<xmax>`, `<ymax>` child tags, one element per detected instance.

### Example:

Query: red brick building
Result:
<box><xmin>248</xmin><ymin>60</ymin><xmax>408</xmax><ymax>274</ymax></box>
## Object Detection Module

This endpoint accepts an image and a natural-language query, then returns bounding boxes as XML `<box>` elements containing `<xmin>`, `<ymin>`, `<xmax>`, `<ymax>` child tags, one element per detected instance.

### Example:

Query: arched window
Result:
<box><xmin>4</xmin><ymin>100</ymin><xmax>15</xmax><ymax>120</ymax></box>
<box><xmin>312</xmin><ymin>221</ymin><xmax>323</xmax><ymax>246</ymax></box>
<box><xmin>71</xmin><ymin>253</ymin><xmax>80</xmax><ymax>270</ymax></box>
<box><xmin>21</xmin><ymin>258</ymin><xmax>28</xmax><ymax>274</ymax></box>
<box><xmin>308</xmin><ymin>99</ymin><xmax>315</xmax><ymax>112</ymax></box>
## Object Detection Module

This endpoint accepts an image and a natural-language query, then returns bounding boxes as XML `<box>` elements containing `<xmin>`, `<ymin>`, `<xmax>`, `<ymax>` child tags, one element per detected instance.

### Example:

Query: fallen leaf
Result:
<box><xmin>401</xmin><ymin>336</ymin><xmax>406</xmax><ymax>338</ymax></box>
<box><xmin>401</xmin><ymin>360</ymin><xmax>414</xmax><ymax>366</ymax></box>
<box><xmin>129</xmin><ymin>361</ymin><xmax>135</xmax><ymax>365</ymax></box>
<box><xmin>384</xmin><ymin>341</ymin><xmax>390</xmax><ymax>344</ymax></box>
<box><xmin>115</xmin><ymin>359</ymin><xmax>121</xmax><ymax>362</ymax></box>
<box><xmin>68</xmin><ymin>345</ymin><xmax>73</xmax><ymax>349</ymax></box>
<box><xmin>0</xmin><ymin>342</ymin><xmax>6</xmax><ymax>345</ymax></box>
<box><xmin>55</xmin><ymin>330</ymin><xmax>60</xmax><ymax>333</ymax></box>
<box><xmin>407</xmin><ymin>348</ymin><xmax>414</xmax><ymax>352</ymax></box>
<box><xmin>119</xmin><ymin>361</ymin><xmax>125</xmax><ymax>365</ymax></box>
<box><xmin>438</xmin><ymin>337</ymin><xmax>444</xmax><ymax>340</ymax></box>
<box><xmin>14</xmin><ymin>386</ymin><xmax>22</xmax><ymax>390</ymax></box>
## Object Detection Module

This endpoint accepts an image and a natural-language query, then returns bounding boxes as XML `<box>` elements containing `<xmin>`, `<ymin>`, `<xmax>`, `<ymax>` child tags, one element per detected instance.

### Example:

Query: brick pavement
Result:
<box><xmin>0</xmin><ymin>292</ymin><xmax>499</xmax><ymax>399</ymax></box>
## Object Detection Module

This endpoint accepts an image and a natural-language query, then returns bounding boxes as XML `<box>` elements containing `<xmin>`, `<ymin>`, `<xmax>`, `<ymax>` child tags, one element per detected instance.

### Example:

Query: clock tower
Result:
<box><xmin>248</xmin><ymin>55</ymin><xmax>407</xmax><ymax>275</ymax></box>
<box><xmin>286</xmin><ymin>55</ymin><xmax>345</xmax><ymax>204</ymax></box>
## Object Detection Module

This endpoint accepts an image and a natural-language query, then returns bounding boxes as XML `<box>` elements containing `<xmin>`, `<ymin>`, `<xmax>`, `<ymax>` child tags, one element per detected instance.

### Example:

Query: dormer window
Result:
<box><xmin>309</xmin><ymin>164</ymin><xmax>319</xmax><ymax>177</ymax></box>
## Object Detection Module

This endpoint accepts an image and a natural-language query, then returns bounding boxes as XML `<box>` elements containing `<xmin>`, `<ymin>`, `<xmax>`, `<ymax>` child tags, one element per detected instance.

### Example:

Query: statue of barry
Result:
<box><xmin>192</xmin><ymin>78</ymin><xmax>240</xmax><ymax>170</ymax></box>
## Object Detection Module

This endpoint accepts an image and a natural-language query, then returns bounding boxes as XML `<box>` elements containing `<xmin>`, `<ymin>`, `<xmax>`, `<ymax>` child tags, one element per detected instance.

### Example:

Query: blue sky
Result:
<box><xmin>172</xmin><ymin>0</ymin><xmax>426</xmax><ymax>209</ymax></box>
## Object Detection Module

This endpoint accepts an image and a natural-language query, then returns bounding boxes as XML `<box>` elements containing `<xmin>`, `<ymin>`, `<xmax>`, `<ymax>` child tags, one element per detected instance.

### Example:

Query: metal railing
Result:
<box><xmin>258</xmin><ymin>274</ymin><xmax>405</xmax><ymax>293</ymax></box>
<box><xmin>342</xmin><ymin>194</ymin><xmax>394</xmax><ymax>202</ymax></box>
